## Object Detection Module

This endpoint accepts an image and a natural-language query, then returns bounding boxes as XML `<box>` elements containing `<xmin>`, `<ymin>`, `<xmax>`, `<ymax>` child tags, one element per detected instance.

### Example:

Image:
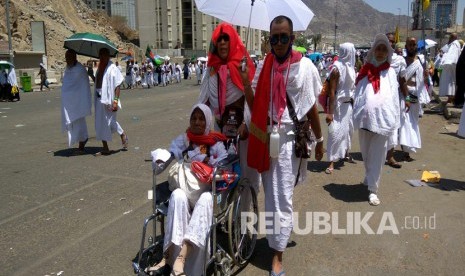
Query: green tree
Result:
<box><xmin>310</xmin><ymin>34</ymin><xmax>322</xmax><ymax>52</ymax></box>
<box><xmin>293</xmin><ymin>34</ymin><xmax>310</xmax><ymax>49</ymax></box>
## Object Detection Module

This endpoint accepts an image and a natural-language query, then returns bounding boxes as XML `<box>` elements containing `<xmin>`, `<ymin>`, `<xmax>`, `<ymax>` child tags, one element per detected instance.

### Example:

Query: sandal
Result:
<box><xmin>122</xmin><ymin>134</ymin><xmax>129</xmax><ymax>151</ymax></box>
<box><xmin>404</xmin><ymin>155</ymin><xmax>415</xmax><ymax>162</ymax></box>
<box><xmin>344</xmin><ymin>156</ymin><xmax>356</xmax><ymax>164</ymax></box>
<box><xmin>325</xmin><ymin>167</ymin><xmax>333</xmax><ymax>174</ymax></box>
<box><xmin>94</xmin><ymin>150</ymin><xmax>113</xmax><ymax>156</ymax></box>
<box><xmin>386</xmin><ymin>161</ymin><xmax>402</xmax><ymax>169</ymax></box>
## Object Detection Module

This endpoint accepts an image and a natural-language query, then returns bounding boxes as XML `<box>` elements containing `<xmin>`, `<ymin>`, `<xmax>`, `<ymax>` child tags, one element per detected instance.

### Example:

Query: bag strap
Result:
<box><xmin>285</xmin><ymin>92</ymin><xmax>303</xmax><ymax>186</ymax></box>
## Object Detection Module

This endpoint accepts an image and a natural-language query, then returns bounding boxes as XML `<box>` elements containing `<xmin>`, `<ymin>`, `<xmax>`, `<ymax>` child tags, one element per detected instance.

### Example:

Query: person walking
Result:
<box><xmin>93</xmin><ymin>47</ymin><xmax>128</xmax><ymax>155</ymax></box>
<box><xmin>61</xmin><ymin>49</ymin><xmax>92</xmax><ymax>154</ymax></box>
<box><xmin>439</xmin><ymin>33</ymin><xmax>461</xmax><ymax>103</ymax></box>
<box><xmin>353</xmin><ymin>33</ymin><xmax>400</xmax><ymax>206</ymax></box>
<box><xmin>38</xmin><ymin>63</ymin><xmax>50</xmax><ymax>91</ymax></box>
<box><xmin>398</xmin><ymin>37</ymin><xmax>424</xmax><ymax>161</ymax></box>
<box><xmin>241</xmin><ymin>15</ymin><xmax>324</xmax><ymax>276</ymax></box>
<box><xmin>324</xmin><ymin>42</ymin><xmax>356</xmax><ymax>174</ymax></box>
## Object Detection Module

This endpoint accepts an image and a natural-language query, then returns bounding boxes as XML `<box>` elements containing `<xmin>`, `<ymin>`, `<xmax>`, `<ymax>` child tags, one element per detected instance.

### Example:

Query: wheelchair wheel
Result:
<box><xmin>227</xmin><ymin>179</ymin><xmax>258</xmax><ymax>267</ymax></box>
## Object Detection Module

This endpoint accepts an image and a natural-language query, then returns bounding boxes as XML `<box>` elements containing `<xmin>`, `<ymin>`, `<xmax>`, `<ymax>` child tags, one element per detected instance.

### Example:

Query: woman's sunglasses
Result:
<box><xmin>217</xmin><ymin>34</ymin><xmax>230</xmax><ymax>43</ymax></box>
<box><xmin>269</xmin><ymin>34</ymin><xmax>293</xmax><ymax>46</ymax></box>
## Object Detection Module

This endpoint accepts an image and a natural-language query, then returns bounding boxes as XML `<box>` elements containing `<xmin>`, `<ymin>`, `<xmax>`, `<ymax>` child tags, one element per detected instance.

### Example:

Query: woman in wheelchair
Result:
<box><xmin>152</xmin><ymin>103</ymin><xmax>228</xmax><ymax>276</ymax></box>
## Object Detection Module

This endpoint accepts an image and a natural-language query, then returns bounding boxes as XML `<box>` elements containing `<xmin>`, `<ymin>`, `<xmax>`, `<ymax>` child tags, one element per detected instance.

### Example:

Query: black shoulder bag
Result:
<box><xmin>286</xmin><ymin>93</ymin><xmax>311</xmax><ymax>159</ymax></box>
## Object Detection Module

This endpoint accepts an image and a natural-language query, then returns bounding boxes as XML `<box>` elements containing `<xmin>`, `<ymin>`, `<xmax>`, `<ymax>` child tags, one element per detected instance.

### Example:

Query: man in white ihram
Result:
<box><xmin>439</xmin><ymin>33</ymin><xmax>461</xmax><ymax>103</ymax></box>
<box><xmin>94</xmin><ymin>47</ymin><xmax>128</xmax><ymax>155</ymax></box>
<box><xmin>61</xmin><ymin>49</ymin><xmax>91</xmax><ymax>155</ymax></box>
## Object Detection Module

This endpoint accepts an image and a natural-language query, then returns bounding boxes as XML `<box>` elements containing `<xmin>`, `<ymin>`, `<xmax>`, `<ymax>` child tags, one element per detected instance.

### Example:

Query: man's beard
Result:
<box><xmin>406</xmin><ymin>51</ymin><xmax>416</xmax><ymax>57</ymax></box>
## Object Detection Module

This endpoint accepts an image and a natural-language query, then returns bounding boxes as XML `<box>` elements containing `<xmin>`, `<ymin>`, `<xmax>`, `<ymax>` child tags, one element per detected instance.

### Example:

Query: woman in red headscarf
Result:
<box><xmin>198</xmin><ymin>22</ymin><xmax>259</xmax><ymax>191</ymax></box>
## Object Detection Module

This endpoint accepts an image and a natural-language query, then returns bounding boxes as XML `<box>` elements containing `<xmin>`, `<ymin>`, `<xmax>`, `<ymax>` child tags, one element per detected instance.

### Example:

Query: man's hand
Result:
<box><xmin>315</xmin><ymin>141</ymin><xmax>324</xmax><ymax>161</ymax></box>
<box><xmin>238</xmin><ymin>122</ymin><xmax>249</xmax><ymax>140</ymax></box>
<box><xmin>112</xmin><ymin>100</ymin><xmax>118</xmax><ymax>112</ymax></box>
<box><xmin>405</xmin><ymin>101</ymin><xmax>411</xmax><ymax>113</ymax></box>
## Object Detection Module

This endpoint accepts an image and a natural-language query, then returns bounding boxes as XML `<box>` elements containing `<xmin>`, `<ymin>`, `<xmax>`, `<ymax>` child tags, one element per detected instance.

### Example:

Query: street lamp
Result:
<box><xmin>6</xmin><ymin>0</ymin><xmax>13</xmax><ymax>63</ymax></box>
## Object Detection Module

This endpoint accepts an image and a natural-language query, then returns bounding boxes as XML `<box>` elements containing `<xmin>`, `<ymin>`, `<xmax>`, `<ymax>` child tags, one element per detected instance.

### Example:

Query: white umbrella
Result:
<box><xmin>194</xmin><ymin>0</ymin><xmax>314</xmax><ymax>32</ymax></box>
<box><xmin>197</xmin><ymin>57</ymin><xmax>208</xmax><ymax>62</ymax></box>
<box><xmin>425</xmin><ymin>39</ymin><xmax>437</xmax><ymax>49</ymax></box>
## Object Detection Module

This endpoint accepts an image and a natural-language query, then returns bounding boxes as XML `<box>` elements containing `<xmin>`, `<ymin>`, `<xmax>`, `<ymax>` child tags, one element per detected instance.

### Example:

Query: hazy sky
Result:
<box><xmin>363</xmin><ymin>0</ymin><xmax>465</xmax><ymax>24</ymax></box>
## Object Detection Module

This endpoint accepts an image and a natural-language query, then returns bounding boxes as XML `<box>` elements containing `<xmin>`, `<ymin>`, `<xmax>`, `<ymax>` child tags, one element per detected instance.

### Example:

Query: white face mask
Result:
<box><xmin>371</xmin><ymin>56</ymin><xmax>387</xmax><ymax>67</ymax></box>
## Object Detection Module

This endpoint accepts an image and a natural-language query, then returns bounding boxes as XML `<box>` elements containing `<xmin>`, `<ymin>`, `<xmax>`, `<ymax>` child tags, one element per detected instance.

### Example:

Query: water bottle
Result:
<box><xmin>269</xmin><ymin>126</ymin><xmax>280</xmax><ymax>158</ymax></box>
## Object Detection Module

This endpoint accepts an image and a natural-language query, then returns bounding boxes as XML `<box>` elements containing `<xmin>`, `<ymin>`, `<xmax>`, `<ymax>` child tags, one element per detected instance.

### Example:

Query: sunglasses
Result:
<box><xmin>270</xmin><ymin>34</ymin><xmax>293</xmax><ymax>46</ymax></box>
<box><xmin>217</xmin><ymin>34</ymin><xmax>230</xmax><ymax>43</ymax></box>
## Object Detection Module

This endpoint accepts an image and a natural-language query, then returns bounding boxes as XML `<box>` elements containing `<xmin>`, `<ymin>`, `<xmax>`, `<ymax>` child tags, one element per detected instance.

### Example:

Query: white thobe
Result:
<box><xmin>253</xmin><ymin>57</ymin><xmax>321</xmax><ymax>251</ymax></box>
<box><xmin>399</xmin><ymin>59</ymin><xmax>423</xmax><ymax>152</ymax></box>
<box><xmin>387</xmin><ymin>54</ymin><xmax>406</xmax><ymax>148</ymax></box>
<box><xmin>61</xmin><ymin>62</ymin><xmax>92</xmax><ymax>147</ymax></box>
<box><xmin>326</xmin><ymin>63</ymin><xmax>355</xmax><ymax>162</ymax></box>
<box><xmin>439</xmin><ymin>40</ymin><xmax>461</xmax><ymax>96</ymax></box>
<box><xmin>353</xmin><ymin>67</ymin><xmax>400</xmax><ymax>194</ymax></box>
<box><xmin>94</xmin><ymin>62</ymin><xmax>125</xmax><ymax>142</ymax></box>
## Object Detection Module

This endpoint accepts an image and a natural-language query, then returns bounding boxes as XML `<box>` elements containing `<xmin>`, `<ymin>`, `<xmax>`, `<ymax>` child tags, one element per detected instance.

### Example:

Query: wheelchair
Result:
<box><xmin>132</xmin><ymin>147</ymin><xmax>259</xmax><ymax>276</ymax></box>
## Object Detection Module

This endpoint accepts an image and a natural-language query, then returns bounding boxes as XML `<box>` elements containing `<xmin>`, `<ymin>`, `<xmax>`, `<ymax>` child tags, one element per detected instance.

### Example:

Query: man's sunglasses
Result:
<box><xmin>217</xmin><ymin>34</ymin><xmax>230</xmax><ymax>42</ymax></box>
<box><xmin>270</xmin><ymin>34</ymin><xmax>293</xmax><ymax>46</ymax></box>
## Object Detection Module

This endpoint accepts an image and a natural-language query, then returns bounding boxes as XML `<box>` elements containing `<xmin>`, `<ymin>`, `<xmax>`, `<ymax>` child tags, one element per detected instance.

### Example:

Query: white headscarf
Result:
<box><xmin>333</xmin><ymin>42</ymin><xmax>356</xmax><ymax>86</ymax></box>
<box><xmin>366</xmin><ymin>33</ymin><xmax>394</xmax><ymax>65</ymax></box>
<box><xmin>190</xmin><ymin>103</ymin><xmax>213</xmax><ymax>135</ymax></box>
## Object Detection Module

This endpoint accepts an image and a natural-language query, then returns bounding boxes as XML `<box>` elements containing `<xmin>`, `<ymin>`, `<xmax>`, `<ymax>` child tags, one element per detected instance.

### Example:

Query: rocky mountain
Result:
<box><xmin>0</xmin><ymin>0</ymin><xmax>132</xmax><ymax>69</ymax></box>
<box><xmin>305</xmin><ymin>0</ymin><xmax>409</xmax><ymax>47</ymax></box>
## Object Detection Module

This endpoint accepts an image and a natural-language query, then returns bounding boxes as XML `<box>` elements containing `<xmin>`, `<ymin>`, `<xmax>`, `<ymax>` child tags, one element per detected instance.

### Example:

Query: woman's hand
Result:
<box><xmin>238</xmin><ymin>58</ymin><xmax>250</xmax><ymax>86</ymax></box>
<box><xmin>112</xmin><ymin>100</ymin><xmax>118</xmax><ymax>112</ymax></box>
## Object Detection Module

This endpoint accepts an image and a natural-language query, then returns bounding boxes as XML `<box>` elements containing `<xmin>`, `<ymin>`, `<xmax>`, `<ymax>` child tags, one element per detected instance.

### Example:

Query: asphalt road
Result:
<box><xmin>1</xmin><ymin>78</ymin><xmax>464</xmax><ymax>276</ymax></box>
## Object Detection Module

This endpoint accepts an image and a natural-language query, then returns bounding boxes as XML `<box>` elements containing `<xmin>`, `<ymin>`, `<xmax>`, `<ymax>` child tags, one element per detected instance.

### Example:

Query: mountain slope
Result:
<box><xmin>305</xmin><ymin>0</ymin><xmax>408</xmax><ymax>47</ymax></box>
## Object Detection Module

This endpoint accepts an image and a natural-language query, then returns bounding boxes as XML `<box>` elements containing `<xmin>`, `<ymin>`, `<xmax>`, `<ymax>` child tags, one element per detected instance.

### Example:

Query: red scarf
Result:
<box><xmin>186</xmin><ymin>129</ymin><xmax>227</xmax><ymax>146</ymax></box>
<box><xmin>355</xmin><ymin>62</ymin><xmax>390</xmax><ymax>93</ymax></box>
<box><xmin>208</xmin><ymin>23</ymin><xmax>255</xmax><ymax>116</ymax></box>
<box><xmin>247</xmin><ymin>50</ymin><xmax>301</xmax><ymax>172</ymax></box>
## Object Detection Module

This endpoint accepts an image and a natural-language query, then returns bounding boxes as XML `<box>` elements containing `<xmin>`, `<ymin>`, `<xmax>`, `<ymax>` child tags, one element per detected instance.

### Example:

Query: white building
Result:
<box><xmin>111</xmin><ymin>0</ymin><xmax>137</xmax><ymax>30</ymax></box>
<box><xmin>137</xmin><ymin>0</ymin><xmax>262</xmax><ymax>54</ymax></box>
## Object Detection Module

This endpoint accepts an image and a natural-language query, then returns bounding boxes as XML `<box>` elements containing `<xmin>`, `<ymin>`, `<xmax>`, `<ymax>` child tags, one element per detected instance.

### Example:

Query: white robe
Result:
<box><xmin>326</xmin><ymin>62</ymin><xmax>355</xmax><ymax>162</ymax></box>
<box><xmin>164</xmin><ymin>133</ymin><xmax>227</xmax><ymax>276</ymax></box>
<box><xmin>387</xmin><ymin>54</ymin><xmax>406</xmax><ymax>148</ymax></box>
<box><xmin>61</xmin><ymin>63</ymin><xmax>92</xmax><ymax>146</ymax></box>
<box><xmin>439</xmin><ymin>40</ymin><xmax>461</xmax><ymax>97</ymax></box>
<box><xmin>353</xmin><ymin>67</ymin><xmax>400</xmax><ymax>194</ymax></box>
<box><xmin>458</xmin><ymin>104</ymin><xmax>465</xmax><ymax>138</ymax></box>
<box><xmin>399</xmin><ymin>59</ymin><xmax>423</xmax><ymax>152</ymax></box>
<box><xmin>353</xmin><ymin>68</ymin><xmax>400</xmax><ymax>137</ymax></box>
<box><xmin>94</xmin><ymin>62</ymin><xmax>125</xmax><ymax>142</ymax></box>
<box><xmin>253</xmin><ymin>57</ymin><xmax>321</xmax><ymax>251</ymax></box>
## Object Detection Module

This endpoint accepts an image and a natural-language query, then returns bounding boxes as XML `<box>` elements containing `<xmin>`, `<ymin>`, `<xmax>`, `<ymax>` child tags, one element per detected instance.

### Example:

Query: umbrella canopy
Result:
<box><xmin>64</xmin><ymin>32</ymin><xmax>118</xmax><ymax>59</ymax></box>
<box><xmin>308</xmin><ymin>52</ymin><xmax>323</xmax><ymax>61</ymax></box>
<box><xmin>418</xmin><ymin>39</ymin><xmax>437</xmax><ymax>50</ymax></box>
<box><xmin>197</xmin><ymin>57</ymin><xmax>208</xmax><ymax>62</ymax></box>
<box><xmin>0</xmin><ymin>60</ymin><xmax>14</xmax><ymax>70</ymax></box>
<box><xmin>194</xmin><ymin>0</ymin><xmax>314</xmax><ymax>31</ymax></box>
<box><xmin>293</xmin><ymin>46</ymin><xmax>307</xmax><ymax>54</ymax></box>
<box><xmin>121</xmin><ymin>55</ymin><xmax>134</xmax><ymax>61</ymax></box>
<box><xmin>154</xmin><ymin>58</ymin><xmax>164</xmax><ymax>66</ymax></box>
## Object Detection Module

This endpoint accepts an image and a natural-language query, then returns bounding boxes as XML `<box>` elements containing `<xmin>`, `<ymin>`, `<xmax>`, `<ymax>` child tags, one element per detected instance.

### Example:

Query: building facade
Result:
<box><xmin>412</xmin><ymin>0</ymin><xmax>457</xmax><ymax>30</ymax></box>
<box><xmin>111</xmin><ymin>0</ymin><xmax>137</xmax><ymax>30</ymax></box>
<box><xmin>137</xmin><ymin>0</ymin><xmax>262</xmax><ymax>55</ymax></box>
<box><xmin>83</xmin><ymin>0</ymin><xmax>111</xmax><ymax>15</ymax></box>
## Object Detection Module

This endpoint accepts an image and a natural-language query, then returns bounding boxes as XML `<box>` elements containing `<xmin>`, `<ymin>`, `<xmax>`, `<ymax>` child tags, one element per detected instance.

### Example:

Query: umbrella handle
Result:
<box><xmin>245</xmin><ymin>0</ymin><xmax>255</xmax><ymax>50</ymax></box>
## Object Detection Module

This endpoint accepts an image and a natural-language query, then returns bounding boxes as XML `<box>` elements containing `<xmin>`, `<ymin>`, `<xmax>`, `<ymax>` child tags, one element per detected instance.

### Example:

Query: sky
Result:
<box><xmin>363</xmin><ymin>0</ymin><xmax>465</xmax><ymax>25</ymax></box>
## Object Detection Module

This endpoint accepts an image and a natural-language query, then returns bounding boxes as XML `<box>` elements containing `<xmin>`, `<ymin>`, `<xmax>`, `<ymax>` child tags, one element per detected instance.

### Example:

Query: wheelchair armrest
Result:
<box><xmin>217</xmin><ymin>154</ymin><xmax>239</xmax><ymax>168</ymax></box>
<box><xmin>152</xmin><ymin>154</ymin><xmax>175</xmax><ymax>175</ymax></box>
